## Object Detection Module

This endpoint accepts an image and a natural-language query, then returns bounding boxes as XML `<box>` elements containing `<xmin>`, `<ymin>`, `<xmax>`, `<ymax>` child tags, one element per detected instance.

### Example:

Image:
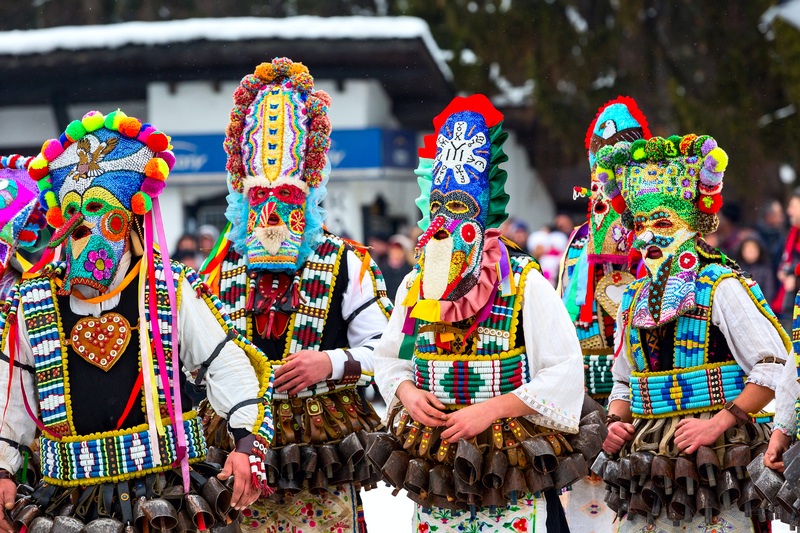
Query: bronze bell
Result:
<box><xmin>674</xmin><ymin>456</ymin><xmax>699</xmax><ymax>496</ymax></box>
<box><xmin>738</xmin><ymin>478</ymin><xmax>762</xmax><ymax>517</ymax></box>
<box><xmin>407</xmin><ymin>490</ymin><xmax>434</xmax><ymax>510</ymax></box>
<box><xmin>641</xmin><ymin>480</ymin><xmax>666</xmax><ymax>517</ymax></box>
<box><xmin>309</xmin><ymin>467</ymin><xmax>329</xmax><ymax>496</ymax></box>
<box><xmin>580</xmin><ymin>393</ymin><xmax>606</xmax><ymax>421</ymax></box>
<box><xmin>318</xmin><ymin>444</ymin><xmax>342</xmax><ymax>479</ymax></box>
<box><xmin>453</xmin><ymin>471</ymin><xmax>483</xmax><ymax>517</ymax></box>
<box><xmin>51</xmin><ymin>515</ymin><xmax>85</xmax><ymax>533</ymax></box>
<box><xmin>521</xmin><ymin>437</ymin><xmax>557</xmax><ymax>474</ymax></box>
<box><xmin>300</xmin><ymin>445</ymin><xmax>318</xmax><ymax>479</ymax></box>
<box><xmin>482</xmin><ymin>450</ymin><xmax>508</xmax><ymax>489</ymax></box>
<box><xmin>176</xmin><ymin>510</ymin><xmax>193</xmax><ymax>533</ymax></box>
<box><xmin>278</xmin><ymin>475</ymin><xmax>303</xmax><ymax>498</ymax></box>
<box><xmin>753</xmin><ymin>462</ymin><xmax>784</xmax><ymax>507</ymax></box>
<box><xmin>56</xmin><ymin>502</ymin><xmax>77</xmax><ymax>517</ymax></box>
<box><xmin>12</xmin><ymin>504</ymin><xmax>40</xmax><ymax>531</ymax></box>
<box><xmin>161</xmin><ymin>485</ymin><xmax>186</xmax><ymax>513</ymax></box>
<box><xmin>669</xmin><ymin>486</ymin><xmax>696</xmax><ymax>524</ymax></box>
<box><xmin>483</xmin><ymin>486</ymin><xmax>506</xmax><ymax>516</ymax></box>
<box><xmin>617</xmin><ymin>457</ymin><xmax>633</xmax><ymax>498</ymax></box>
<box><xmin>695</xmin><ymin>485</ymin><xmax>721</xmax><ymax>525</ymax></box>
<box><xmin>132</xmin><ymin>497</ymin><xmax>147</xmax><ymax>532</ymax></box>
<box><xmin>629</xmin><ymin>451</ymin><xmax>654</xmax><ymax>493</ymax></box>
<box><xmin>28</xmin><ymin>516</ymin><xmax>54</xmax><ymax>533</ymax></box>
<box><xmin>524</xmin><ymin>468</ymin><xmax>553</xmax><ymax>498</ymax></box>
<box><xmin>381</xmin><ymin>450</ymin><xmax>411</xmax><ymax>496</ymax></box>
<box><xmin>601</xmin><ymin>459</ymin><xmax>620</xmax><ymax>490</ymax></box>
<box><xmin>205</xmin><ymin>446</ymin><xmax>228</xmax><ymax>468</ymax></box>
<box><xmin>338</xmin><ymin>432</ymin><xmax>366</xmax><ymax>473</ymax></box>
<box><xmin>627</xmin><ymin>492</ymin><xmax>650</xmax><ymax>518</ymax></box>
<box><xmin>365</xmin><ymin>433</ymin><xmax>401</xmax><ymax>471</ymax></box>
<box><xmin>183</xmin><ymin>495</ymin><xmax>214</xmax><ymax>531</ymax></box>
<box><xmin>503</xmin><ymin>466</ymin><xmax>528</xmax><ymax>506</ymax></box>
<box><xmin>553</xmin><ymin>455</ymin><xmax>584</xmax><ymax>492</ymax></box>
<box><xmin>776</xmin><ymin>480</ymin><xmax>800</xmax><ymax>516</ymax></box>
<box><xmin>209</xmin><ymin>517</ymin><xmax>241</xmax><ymax>533</ymax></box>
<box><xmin>83</xmin><ymin>518</ymin><xmax>125</xmax><ymax>533</ymax></box>
<box><xmin>404</xmin><ymin>458</ymin><xmax>431</xmax><ymax>498</ymax></box>
<box><xmin>330</xmin><ymin>457</ymin><xmax>355</xmax><ymax>487</ymax></box>
<box><xmin>454</xmin><ymin>439</ymin><xmax>483</xmax><ymax>485</ymax></box>
<box><xmin>263</xmin><ymin>447</ymin><xmax>280</xmax><ymax>486</ymax></box>
<box><xmin>651</xmin><ymin>455</ymin><xmax>675</xmax><ymax>495</ymax></box>
<box><xmin>9</xmin><ymin>498</ymin><xmax>31</xmax><ymax>521</ymax></box>
<box><xmin>604</xmin><ymin>489</ymin><xmax>623</xmax><ymax>515</ymax></box>
<box><xmin>723</xmin><ymin>445</ymin><xmax>751</xmax><ymax>481</ymax></box>
<box><xmin>717</xmin><ymin>469</ymin><xmax>741</xmax><ymax>510</ymax></box>
<box><xmin>352</xmin><ymin>456</ymin><xmax>372</xmax><ymax>489</ymax></box>
<box><xmin>429</xmin><ymin>464</ymin><xmax>457</xmax><ymax>510</ymax></box>
<box><xmin>666</xmin><ymin>499</ymin><xmax>685</xmax><ymax>528</ymax></box>
<box><xmin>566</xmin><ymin>424</ymin><xmax>604</xmax><ymax>462</ymax></box>
<box><xmin>696</xmin><ymin>446</ymin><xmax>721</xmax><ymax>488</ymax></box>
<box><xmin>280</xmin><ymin>443</ymin><xmax>302</xmax><ymax>482</ymax></box>
<box><xmin>202</xmin><ymin>477</ymin><xmax>232</xmax><ymax>517</ymax></box>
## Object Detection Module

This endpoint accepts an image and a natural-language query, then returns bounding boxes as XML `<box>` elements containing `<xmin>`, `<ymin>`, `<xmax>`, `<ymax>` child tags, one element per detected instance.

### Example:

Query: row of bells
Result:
<box><xmin>748</xmin><ymin>442</ymin><xmax>800</xmax><ymax>528</ymax></box>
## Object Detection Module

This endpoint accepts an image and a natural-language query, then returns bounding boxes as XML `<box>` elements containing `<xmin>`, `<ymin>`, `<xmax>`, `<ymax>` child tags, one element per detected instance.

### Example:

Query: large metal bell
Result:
<box><xmin>82</xmin><ymin>518</ymin><xmax>125</xmax><ymax>533</ymax></box>
<box><xmin>338</xmin><ymin>432</ymin><xmax>365</xmax><ymax>473</ymax></box>
<box><xmin>28</xmin><ymin>516</ymin><xmax>54</xmax><ymax>533</ymax></box>
<box><xmin>482</xmin><ymin>450</ymin><xmax>508</xmax><ymax>489</ymax></box>
<box><xmin>674</xmin><ymin>457</ymin><xmax>699</xmax><ymax>496</ymax></box>
<box><xmin>520</xmin><ymin>437</ymin><xmax>557</xmax><ymax>474</ymax></box>
<box><xmin>381</xmin><ymin>450</ymin><xmax>411</xmax><ymax>495</ymax></box>
<box><xmin>52</xmin><ymin>516</ymin><xmax>85</xmax><ymax>533</ymax></box>
<box><xmin>183</xmin><ymin>495</ymin><xmax>213</xmax><ymax>531</ymax></box>
<box><xmin>279</xmin><ymin>443</ymin><xmax>302</xmax><ymax>482</ymax></box>
<box><xmin>453</xmin><ymin>439</ymin><xmax>482</xmax><ymax>485</ymax></box>
<box><xmin>365</xmin><ymin>434</ymin><xmax>400</xmax><ymax>471</ymax></box>
<box><xmin>502</xmin><ymin>466</ymin><xmax>527</xmax><ymax>506</ymax></box>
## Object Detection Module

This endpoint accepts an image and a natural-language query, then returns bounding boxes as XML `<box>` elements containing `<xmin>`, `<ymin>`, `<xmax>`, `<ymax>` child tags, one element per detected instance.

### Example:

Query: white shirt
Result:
<box><xmin>0</xmin><ymin>251</ymin><xmax>263</xmax><ymax>474</ymax></box>
<box><xmin>773</xmin><ymin>350</ymin><xmax>800</xmax><ymax>435</ymax></box>
<box><xmin>609</xmin><ymin>276</ymin><xmax>789</xmax><ymax>407</ymax></box>
<box><xmin>373</xmin><ymin>267</ymin><xmax>584</xmax><ymax>434</ymax></box>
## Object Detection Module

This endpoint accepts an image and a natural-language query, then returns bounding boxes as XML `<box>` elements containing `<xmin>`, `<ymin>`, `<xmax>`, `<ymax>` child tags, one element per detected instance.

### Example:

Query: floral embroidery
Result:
<box><xmin>85</xmin><ymin>249</ymin><xmax>114</xmax><ymax>281</ymax></box>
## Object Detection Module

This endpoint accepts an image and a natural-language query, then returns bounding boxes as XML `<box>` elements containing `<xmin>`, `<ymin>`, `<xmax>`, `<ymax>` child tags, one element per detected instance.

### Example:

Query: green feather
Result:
<box><xmin>486</xmin><ymin>122</ymin><xmax>510</xmax><ymax>229</ymax></box>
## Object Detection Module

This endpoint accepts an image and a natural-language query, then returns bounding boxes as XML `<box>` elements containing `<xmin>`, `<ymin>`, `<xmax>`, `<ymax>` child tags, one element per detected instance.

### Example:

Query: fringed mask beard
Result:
<box><xmin>419</xmin><ymin>111</ymin><xmax>490</xmax><ymax>301</ymax></box>
<box><xmin>245</xmin><ymin>183</ymin><xmax>307</xmax><ymax>271</ymax></box>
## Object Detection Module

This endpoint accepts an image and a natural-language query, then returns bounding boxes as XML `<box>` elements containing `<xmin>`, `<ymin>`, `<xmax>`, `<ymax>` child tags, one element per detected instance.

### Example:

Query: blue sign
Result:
<box><xmin>169</xmin><ymin>128</ymin><xmax>417</xmax><ymax>174</ymax></box>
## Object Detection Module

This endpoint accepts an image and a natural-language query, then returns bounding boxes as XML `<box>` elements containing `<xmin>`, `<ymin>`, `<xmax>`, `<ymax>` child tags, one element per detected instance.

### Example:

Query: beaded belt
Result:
<box><xmin>585</xmin><ymin>354</ymin><xmax>614</xmax><ymax>397</ymax></box>
<box><xmin>630</xmin><ymin>363</ymin><xmax>746</xmax><ymax>418</ymax></box>
<box><xmin>40</xmin><ymin>415</ymin><xmax>206</xmax><ymax>486</ymax></box>
<box><xmin>413</xmin><ymin>348</ymin><xmax>530</xmax><ymax>405</ymax></box>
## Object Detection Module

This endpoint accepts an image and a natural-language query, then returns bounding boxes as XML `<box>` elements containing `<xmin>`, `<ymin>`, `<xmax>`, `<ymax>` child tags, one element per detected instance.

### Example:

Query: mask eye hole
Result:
<box><xmin>66</xmin><ymin>206</ymin><xmax>77</xmax><ymax>216</ymax></box>
<box><xmin>85</xmin><ymin>202</ymin><xmax>103</xmax><ymax>213</ymax></box>
<box><xmin>278</xmin><ymin>187</ymin><xmax>292</xmax><ymax>199</ymax></box>
<box><xmin>430</xmin><ymin>201</ymin><xmax>441</xmax><ymax>214</ymax></box>
<box><xmin>635</xmin><ymin>223</ymin><xmax>644</xmax><ymax>233</ymax></box>
<box><xmin>654</xmin><ymin>220</ymin><xmax>673</xmax><ymax>229</ymax></box>
<box><xmin>446</xmin><ymin>201</ymin><xmax>468</xmax><ymax>214</ymax></box>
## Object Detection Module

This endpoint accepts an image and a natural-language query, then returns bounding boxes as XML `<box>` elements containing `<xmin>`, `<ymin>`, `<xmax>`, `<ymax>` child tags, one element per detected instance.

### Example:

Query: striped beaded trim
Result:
<box><xmin>585</xmin><ymin>353</ymin><xmax>614</xmax><ymax>397</ymax></box>
<box><xmin>40</xmin><ymin>413</ymin><xmax>206</xmax><ymax>486</ymax></box>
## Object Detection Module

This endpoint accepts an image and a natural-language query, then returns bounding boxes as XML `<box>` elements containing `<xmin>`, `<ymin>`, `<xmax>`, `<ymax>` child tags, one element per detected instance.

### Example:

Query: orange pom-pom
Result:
<box><xmin>46</xmin><ymin>207</ymin><xmax>64</xmax><ymax>228</ymax></box>
<box><xmin>146</xmin><ymin>132</ymin><xmax>170</xmax><ymax>153</ymax></box>
<box><xmin>118</xmin><ymin>117</ymin><xmax>142</xmax><ymax>138</ymax></box>
<box><xmin>144</xmin><ymin>158</ymin><xmax>169</xmax><ymax>181</ymax></box>
<box><xmin>131</xmin><ymin>192</ymin><xmax>152</xmax><ymax>215</ymax></box>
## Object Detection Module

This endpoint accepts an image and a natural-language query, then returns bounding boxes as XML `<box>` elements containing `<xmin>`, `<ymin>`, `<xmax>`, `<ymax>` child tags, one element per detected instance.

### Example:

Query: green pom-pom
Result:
<box><xmin>693</xmin><ymin>135</ymin><xmax>712</xmax><ymax>157</ymax></box>
<box><xmin>612</xmin><ymin>142</ymin><xmax>631</xmax><ymax>165</ymax></box>
<box><xmin>37</xmin><ymin>177</ymin><xmax>51</xmax><ymax>191</ymax></box>
<box><xmin>595</xmin><ymin>145</ymin><xmax>615</xmax><ymax>168</ymax></box>
<box><xmin>603</xmin><ymin>180</ymin><xmax>618</xmax><ymax>198</ymax></box>
<box><xmin>65</xmin><ymin>120</ymin><xmax>86</xmax><ymax>142</ymax></box>
<box><xmin>664</xmin><ymin>136</ymin><xmax>680</xmax><ymax>157</ymax></box>
<box><xmin>44</xmin><ymin>190</ymin><xmax>57</xmax><ymax>208</ymax></box>
<box><xmin>631</xmin><ymin>139</ymin><xmax>648</xmax><ymax>162</ymax></box>
<box><xmin>104</xmin><ymin>110</ymin><xmax>119</xmax><ymax>130</ymax></box>
<box><xmin>645</xmin><ymin>137</ymin><xmax>667</xmax><ymax>160</ymax></box>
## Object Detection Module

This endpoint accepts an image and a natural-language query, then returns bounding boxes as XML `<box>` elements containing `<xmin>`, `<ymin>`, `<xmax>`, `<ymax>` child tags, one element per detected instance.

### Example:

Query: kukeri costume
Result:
<box><xmin>372</xmin><ymin>95</ymin><xmax>594</xmax><ymax>533</ymax></box>
<box><xmin>558</xmin><ymin>97</ymin><xmax>650</xmax><ymax>532</ymax></box>
<box><xmin>0</xmin><ymin>111</ymin><xmax>274</xmax><ymax>533</ymax></box>
<box><xmin>202</xmin><ymin>58</ymin><xmax>391</xmax><ymax>533</ymax></box>
<box><xmin>591</xmin><ymin>134</ymin><xmax>790</xmax><ymax>532</ymax></box>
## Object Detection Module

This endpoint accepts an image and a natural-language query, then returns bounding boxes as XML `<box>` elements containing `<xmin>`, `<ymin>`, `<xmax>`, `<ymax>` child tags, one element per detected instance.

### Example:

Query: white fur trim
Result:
<box><xmin>421</xmin><ymin>237</ymin><xmax>453</xmax><ymax>300</ymax></box>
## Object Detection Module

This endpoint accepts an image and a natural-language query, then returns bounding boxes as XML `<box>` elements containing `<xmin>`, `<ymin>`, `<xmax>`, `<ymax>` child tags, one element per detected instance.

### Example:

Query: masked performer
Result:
<box><xmin>595</xmin><ymin>134</ymin><xmax>790</xmax><ymax>532</ymax></box>
<box><xmin>0</xmin><ymin>110</ymin><xmax>275</xmax><ymax>533</ymax></box>
<box><xmin>371</xmin><ymin>94</ymin><xmax>596</xmax><ymax>533</ymax></box>
<box><xmin>558</xmin><ymin>97</ymin><xmax>650</xmax><ymax>532</ymax></box>
<box><xmin>201</xmin><ymin>58</ymin><xmax>391</xmax><ymax>533</ymax></box>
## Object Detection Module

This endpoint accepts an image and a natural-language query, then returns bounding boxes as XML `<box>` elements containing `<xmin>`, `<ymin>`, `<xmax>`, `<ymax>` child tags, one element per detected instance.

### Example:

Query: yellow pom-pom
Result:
<box><xmin>707</xmin><ymin>147</ymin><xmax>728</xmax><ymax>173</ymax></box>
<box><xmin>82</xmin><ymin>111</ymin><xmax>105</xmax><ymax>132</ymax></box>
<box><xmin>29</xmin><ymin>156</ymin><xmax>48</xmax><ymax>171</ymax></box>
<box><xmin>144</xmin><ymin>158</ymin><xmax>169</xmax><ymax>181</ymax></box>
<box><xmin>111</xmin><ymin>110</ymin><xmax>128</xmax><ymax>131</ymax></box>
<box><xmin>254</xmin><ymin>62</ymin><xmax>276</xmax><ymax>82</ymax></box>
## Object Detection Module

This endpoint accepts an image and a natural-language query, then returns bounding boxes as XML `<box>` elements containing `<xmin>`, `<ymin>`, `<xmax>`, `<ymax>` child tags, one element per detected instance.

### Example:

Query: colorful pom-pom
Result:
<box><xmin>82</xmin><ymin>111</ymin><xmax>105</xmax><ymax>132</ymax></box>
<box><xmin>46</xmin><ymin>206</ymin><xmax>63</xmax><ymax>228</ymax></box>
<box><xmin>595</xmin><ymin>146</ymin><xmax>615</xmax><ymax>168</ymax></box>
<box><xmin>304</xmin><ymin>168</ymin><xmax>325</xmax><ymax>188</ymax></box>
<box><xmin>111</xmin><ymin>110</ymin><xmax>128</xmax><ymax>131</ymax></box>
<box><xmin>664</xmin><ymin>136</ymin><xmax>680</xmax><ymax>157</ymax></box>
<box><xmin>698</xmin><ymin>194</ymin><xmax>722</xmax><ymax>214</ymax></box>
<box><xmin>313</xmin><ymin>90</ymin><xmax>332</xmax><ymax>107</ymax></box>
<box><xmin>131</xmin><ymin>192</ymin><xmax>152</xmax><ymax>214</ymax></box>
<box><xmin>136</xmin><ymin>125</ymin><xmax>156</xmax><ymax>144</ymax></box>
<box><xmin>596</xmin><ymin>169</ymin><xmax>612</xmax><ymax>184</ymax></box>
<box><xmin>232</xmin><ymin>86</ymin><xmax>255</xmax><ymax>107</ymax></box>
<box><xmin>291</xmin><ymin>72</ymin><xmax>314</xmax><ymax>94</ymax></box>
<box><xmin>630</xmin><ymin>139</ymin><xmax>648</xmax><ymax>162</ymax></box>
<box><xmin>611</xmin><ymin>143</ymin><xmax>631</xmax><ymax>165</ymax></box>
<box><xmin>645</xmin><ymin>137</ymin><xmax>667</xmax><ymax>160</ymax></box>
<box><xmin>42</xmin><ymin>139</ymin><xmax>64</xmax><ymax>162</ymax></box>
<box><xmin>118</xmin><ymin>117</ymin><xmax>142</xmax><ymax>138</ymax></box>
<box><xmin>705</xmin><ymin>147</ymin><xmax>728</xmax><ymax>173</ymax></box>
<box><xmin>306</xmin><ymin>96</ymin><xmax>328</xmax><ymax>118</ymax></box>
<box><xmin>679</xmin><ymin>134</ymin><xmax>697</xmax><ymax>155</ymax></box>
<box><xmin>141</xmin><ymin>177</ymin><xmax>166</xmax><ymax>196</ymax></box>
<box><xmin>146</xmin><ymin>132</ymin><xmax>170</xmax><ymax>153</ymax></box>
<box><xmin>700</xmin><ymin>138</ymin><xmax>718</xmax><ymax>157</ymax></box>
<box><xmin>104</xmin><ymin>110</ymin><xmax>119</xmax><ymax>130</ymax></box>
<box><xmin>288</xmin><ymin>62</ymin><xmax>309</xmax><ymax>77</ymax></box>
<box><xmin>254</xmin><ymin>62</ymin><xmax>276</xmax><ymax>82</ymax></box>
<box><xmin>603</xmin><ymin>180</ymin><xmax>620</xmax><ymax>199</ymax></box>
<box><xmin>37</xmin><ymin>177</ymin><xmax>51</xmax><ymax>191</ymax></box>
<box><xmin>144</xmin><ymin>158</ymin><xmax>169</xmax><ymax>182</ymax></box>
<box><xmin>307</xmin><ymin>131</ymin><xmax>331</xmax><ymax>153</ymax></box>
<box><xmin>28</xmin><ymin>157</ymin><xmax>49</xmax><ymax>181</ymax></box>
<box><xmin>65</xmin><ymin>120</ymin><xmax>86</xmax><ymax>142</ymax></box>
<box><xmin>611</xmin><ymin>194</ymin><xmax>627</xmax><ymax>214</ymax></box>
<box><xmin>158</xmin><ymin>151</ymin><xmax>176</xmax><ymax>172</ymax></box>
<box><xmin>700</xmin><ymin>167</ymin><xmax>724</xmax><ymax>187</ymax></box>
<box><xmin>699</xmin><ymin>181</ymin><xmax>723</xmax><ymax>196</ymax></box>
<box><xmin>59</xmin><ymin>132</ymin><xmax>69</xmax><ymax>146</ymax></box>
<box><xmin>225</xmin><ymin>121</ymin><xmax>244</xmax><ymax>139</ymax></box>
<box><xmin>223</xmin><ymin>137</ymin><xmax>239</xmax><ymax>156</ymax></box>
<box><xmin>241</xmin><ymin>74</ymin><xmax>263</xmax><ymax>95</ymax></box>
<box><xmin>44</xmin><ymin>191</ymin><xmax>57</xmax><ymax>209</ymax></box>
<box><xmin>272</xmin><ymin>57</ymin><xmax>293</xmax><ymax>76</ymax></box>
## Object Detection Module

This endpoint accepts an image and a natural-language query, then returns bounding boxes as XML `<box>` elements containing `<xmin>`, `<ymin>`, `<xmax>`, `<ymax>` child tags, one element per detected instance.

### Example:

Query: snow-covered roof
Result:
<box><xmin>0</xmin><ymin>16</ymin><xmax>452</xmax><ymax>80</ymax></box>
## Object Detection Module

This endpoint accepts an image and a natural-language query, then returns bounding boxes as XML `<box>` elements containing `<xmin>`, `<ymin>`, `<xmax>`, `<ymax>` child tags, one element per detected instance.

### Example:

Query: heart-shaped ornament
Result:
<box><xmin>595</xmin><ymin>271</ymin><xmax>636</xmax><ymax>318</ymax></box>
<box><xmin>69</xmin><ymin>312</ymin><xmax>132</xmax><ymax>372</ymax></box>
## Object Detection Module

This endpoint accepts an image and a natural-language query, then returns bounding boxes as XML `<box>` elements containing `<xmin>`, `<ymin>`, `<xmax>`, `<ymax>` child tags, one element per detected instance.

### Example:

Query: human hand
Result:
<box><xmin>764</xmin><ymin>430</ymin><xmax>792</xmax><ymax>473</ymax></box>
<box><xmin>396</xmin><ymin>381</ymin><xmax>447</xmax><ymax>427</ymax></box>
<box><xmin>273</xmin><ymin>350</ymin><xmax>333</xmax><ymax>394</ymax></box>
<box><xmin>441</xmin><ymin>404</ymin><xmax>495</xmax><ymax>441</ymax></box>
<box><xmin>675</xmin><ymin>416</ymin><xmax>728</xmax><ymax>454</ymax></box>
<box><xmin>603</xmin><ymin>422</ymin><xmax>635</xmax><ymax>454</ymax></box>
<box><xmin>218</xmin><ymin>452</ymin><xmax>259</xmax><ymax>510</ymax></box>
<box><xmin>0</xmin><ymin>478</ymin><xmax>14</xmax><ymax>533</ymax></box>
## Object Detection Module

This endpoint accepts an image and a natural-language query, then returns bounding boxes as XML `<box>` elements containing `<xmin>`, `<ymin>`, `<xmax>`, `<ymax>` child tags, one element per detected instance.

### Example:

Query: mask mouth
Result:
<box><xmin>73</xmin><ymin>226</ymin><xmax>91</xmax><ymax>241</ymax></box>
<box><xmin>434</xmin><ymin>229</ymin><xmax>450</xmax><ymax>240</ymax></box>
<box><xmin>646</xmin><ymin>246</ymin><xmax>663</xmax><ymax>260</ymax></box>
<box><xmin>267</xmin><ymin>213</ymin><xmax>281</xmax><ymax>226</ymax></box>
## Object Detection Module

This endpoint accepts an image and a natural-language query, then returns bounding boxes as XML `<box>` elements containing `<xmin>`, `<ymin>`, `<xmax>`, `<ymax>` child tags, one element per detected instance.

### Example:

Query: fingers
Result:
<box><xmin>273</xmin><ymin>361</ymin><xmax>297</xmax><ymax>381</ymax></box>
<box><xmin>0</xmin><ymin>515</ymin><xmax>12</xmax><ymax>533</ymax></box>
<box><xmin>231</xmin><ymin>470</ymin><xmax>246</xmax><ymax>510</ymax></box>
<box><xmin>421</xmin><ymin>401</ymin><xmax>447</xmax><ymax>423</ymax></box>
<box><xmin>409</xmin><ymin>407</ymin><xmax>444</xmax><ymax>428</ymax></box>
<box><xmin>424</xmin><ymin>392</ymin><xmax>446</xmax><ymax>410</ymax></box>
<box><xmin>0</xmin><ymin>483</ymin><xmax>13</xmax><ymax>510</ymax></box>
<box><xmin>288</xmin><ymin>379</ymin><xmax>312</xmax><ymax>395</ymax></box>
<box><xmin>274</xmin><ymin>368</ymin><xmax>300</xmax><ymax>390</ymax></box>
<box><xmin>218</xmin><ymin>460</ymin><xmax>233</xmax><ymax>481</ymax></box>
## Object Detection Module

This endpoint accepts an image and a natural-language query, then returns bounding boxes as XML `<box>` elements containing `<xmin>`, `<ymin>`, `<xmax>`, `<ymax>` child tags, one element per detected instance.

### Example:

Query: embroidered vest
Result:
<box><xmin>2</xmin><ymin>257</ymin><xmax>273</xmax><ymax>486</ymax></box>
<box><xmin>215</xmin><ymin>234</ymin><xmax>392</xmax><ymax>399</ymax></box>
<box><xmin>410</xmin><ymin>255</ymin><xmax>539</xmax><ymax>406</ymax></box>
<box><xmin>621</xmin><ymin>263</ymin><xmax>788</xmax><ymax>418</ymax></box>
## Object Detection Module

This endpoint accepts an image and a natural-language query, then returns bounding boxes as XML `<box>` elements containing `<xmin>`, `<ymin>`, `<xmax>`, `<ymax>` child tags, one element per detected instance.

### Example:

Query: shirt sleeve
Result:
<box><xmin>326</xmin><ymin>250</ymin><xmax>389</xmax><ymax>380</ymax></box>
<box><xmin>711</xmin><ymin>277</ymin><xmax>790</xmax><ymax>391</ymax></box>
<box><xmin>512</xmin><ymin>268</ymin><xmax>584</xmax><ymax>434</ymax></box>
<box><xmin>609</xmin><ymin>306</ymin><xmax>633</xmax><ymax>404</ymax></box>
<box><xmin>773</xmin><ymin>351</ymin><xmax>800</xmax><ymax>435</ymax></box>
<box><xmin>0</xmin><ymin>306</ymin><xmax>39</xmax><ymax>474</ymax></box>
<box><xmin>373</xmin><ymin>272</ymin><xmax>416</xmax><ymax>422</ymax></box>
<box><xmin>178</xmin><ymin>277</ymin><xmax>262</xmax><ymax>433</ymax></box>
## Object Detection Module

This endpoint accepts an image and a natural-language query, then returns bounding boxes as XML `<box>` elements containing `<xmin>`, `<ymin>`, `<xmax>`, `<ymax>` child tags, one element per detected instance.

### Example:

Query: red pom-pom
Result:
<box><xmin>794</xmin><ymin>262</ymin><xmax>800</xmax><ymax>276</ymax></box>
<box><xmin>312</xmin><ymin>90</ymin><xmax>332</xmax><ymax>107</ymax></box>
<box><xmin>698</xmin><ymin>194</ymin><xmax>722</xmax><ymax>214</ymax></box>
<box><xmin>46</xmin><ymin>207</ymin><xmax>64</xmax><ymax>228</ymax></box>
<box><xmin>610</xmin><ymin>194</ymin><xmax>627</xmax><ymax>214</ymax></box>
<box><xmin>146</xmin><ymin>132</ymin><xmax>170</xmax><ymax>153</ymax></box>
<box><xmin>310</xmin><ymin>116</ymin><xmax>332</xmax><ymax>135</ymax></box>
<box><xmin>29</xmin><ymin>164</ymin><xmax>49</xmax><ymax>181</ymax></box>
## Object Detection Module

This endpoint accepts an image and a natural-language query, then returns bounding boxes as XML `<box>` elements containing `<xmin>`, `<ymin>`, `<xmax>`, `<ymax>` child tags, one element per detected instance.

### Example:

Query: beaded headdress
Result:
<box><xmin>596</xmin><ymin>135</ymin><xmax>727</xmax><ymax>234</ymax></box>
<box><xmin>0</xmin><ymin>155</ymin><xmax>48</xmax><ymax>270</ymax></box>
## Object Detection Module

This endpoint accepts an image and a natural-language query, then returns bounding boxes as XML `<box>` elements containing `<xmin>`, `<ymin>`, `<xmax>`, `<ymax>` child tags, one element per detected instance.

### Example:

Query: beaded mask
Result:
<box><xmin>597</xmin><ymin>135</ymin><xmax>727</xmax><ymax>325</ymax></box>
<box><xmin>414</xmin><ymin>96</ymin><xmax>509</xmax><ymax>302</ymax></box>
<box><xmin>584</xmin><ymin>97</ymin><xmax>650</xmax><ymax>263</ymax></box>
<box><xmin>0</xmin><ymin>156</ymin><xmax>48</xmax><ymax>271</ymax></box>
<box><xmin>224</xmin><ymin>57</ymin><xmax>332</xmax><ymax>272</ymax></box>
<box><xmin>30</xmin><ymin>110</ymin><xmax>174</xmax><ymax>295</ymax></box>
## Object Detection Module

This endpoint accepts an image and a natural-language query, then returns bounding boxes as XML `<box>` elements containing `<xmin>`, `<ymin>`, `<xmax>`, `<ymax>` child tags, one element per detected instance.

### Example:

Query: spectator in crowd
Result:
<box><xmin>196</xmin><ymin>224</ymin><xmax>220</xmax><ymax>262</ymax></box>
<box><xmin>379</xmin><ymin>234</ymin><xmax>414</xmax><ymax>301</ymax></box>
<box><xmin>527</xmin><ymin>229</ymin><xmax>550</xmax><ymax>260</ymax></box>
<box><xmin>176</xmin><ymin>233</ymin><xmax>198</xmax><ymax>254</ymax></box>
<box><xmin>715</xmin><ymin>202</ymin><xmax>744</xmax><ymax>257</ymax></box>
<box><xmin>173</xmin><ymin>249</ymin><xmax>199</xmax><ymax>271</ymax></box>
<box><xmin>538</xmin><ymin>230</ymin><xmax>568</xmax><ymax>287</ymax></box>
<box><xmin>757</xmin><ymin>198</ymin><xmax>786</xmax><ymax>276</ymax></box>
<box><xmin>774</xmin><ymin>188</ymin><xmax>800</xmax><ymax>316</ymax></box>
<box><xmin>508</xmin><ymin>219</ymin><xmax>530</xmax><ymax>249</ymax></box>
<box><xmin>737</xmin><ymin>235</ymin><xmax>777</xmax><ymax>304</ymax></box>
<box><xmin>367</xmin><ymin>233</ymin><xmax>390</xmax><ymax>265</ymax></box>
<box><xmin>553</xmin><ymin>211</ymin><xmax>576</xmax><ymax>237</ymax></box>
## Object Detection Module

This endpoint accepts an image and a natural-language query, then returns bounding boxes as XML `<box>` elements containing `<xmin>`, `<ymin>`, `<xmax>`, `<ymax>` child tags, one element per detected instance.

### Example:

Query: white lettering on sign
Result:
<box><xmin>433</xmin><ymin>121</ymin><xmax>487</xmax><ymax>185</ymax></box>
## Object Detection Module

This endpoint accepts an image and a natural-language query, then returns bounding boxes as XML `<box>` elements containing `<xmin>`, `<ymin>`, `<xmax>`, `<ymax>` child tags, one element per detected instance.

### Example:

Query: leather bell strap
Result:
<box><xmin>724</xmin><ymin>401</ymin><xmax>751</xmax><ymax>428</ymax></box>
<box><xmin>340</xmin><ymin>350</ymin><xmax>362</xmax><ymax>386</ymax></box>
